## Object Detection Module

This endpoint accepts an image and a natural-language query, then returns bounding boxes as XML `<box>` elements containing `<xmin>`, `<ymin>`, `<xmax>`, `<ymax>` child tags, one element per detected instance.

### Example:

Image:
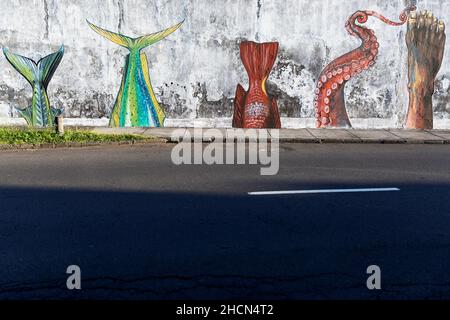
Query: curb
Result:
<box><xmin>163</xmin><ymin>137</ymin><xmax>449</xmax><ymax>144</ymax></box>
<box><xmin>1</xmin><ymin>137</ymin><xmax>448</xmax><ymax>149</ymax></box>
<box><xmin>273</xmin><ymin>138</ymin><xmax>449</xmax><ymax>144</ymax></box>
<box><xmin>137</xmin><ymin>128</ymin><xmax>450</xmax><ymax>145</ymax></box>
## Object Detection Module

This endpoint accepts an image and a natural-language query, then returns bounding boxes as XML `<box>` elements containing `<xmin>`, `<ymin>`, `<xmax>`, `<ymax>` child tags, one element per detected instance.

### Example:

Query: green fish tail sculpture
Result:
<box><xmin>3</xmin><ymin>46</ymin><xmax>64</xmax><ymax>127</ymax></box>
<box><xmin>87</xmin><ymin>20</ymin><xmax>183</xmax><ymax>128</ymax></box>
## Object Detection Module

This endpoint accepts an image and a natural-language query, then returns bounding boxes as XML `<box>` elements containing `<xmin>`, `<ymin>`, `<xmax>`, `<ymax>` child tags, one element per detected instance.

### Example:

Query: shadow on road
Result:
<box><xmin>0</xmin><ymin>183</ymin><xmax>449</xmax><ymax>300</ymax></box>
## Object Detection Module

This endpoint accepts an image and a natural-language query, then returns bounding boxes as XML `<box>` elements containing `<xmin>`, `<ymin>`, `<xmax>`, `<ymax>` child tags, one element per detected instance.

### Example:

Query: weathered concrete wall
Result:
<box><xmin>0</xmin><ymin>0</ymin><xmax>449</xmax><ymax>128</ymax></box>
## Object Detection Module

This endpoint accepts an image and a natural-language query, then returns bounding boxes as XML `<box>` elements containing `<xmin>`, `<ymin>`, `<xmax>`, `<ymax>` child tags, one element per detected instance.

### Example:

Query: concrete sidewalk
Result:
<box><xmin>92</xmin><ymin>127</ymin><xmax>450</xmax><ymax>144</ymax></box>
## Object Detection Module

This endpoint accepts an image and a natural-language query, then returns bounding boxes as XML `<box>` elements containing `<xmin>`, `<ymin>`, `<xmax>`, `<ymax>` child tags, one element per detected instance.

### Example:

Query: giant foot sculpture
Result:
<box><xmin>233</xmin><ymin>41</ymin><xmax>281</xmax><ymax>129</ymax></box>
<box><xmin>3</xmin><ymin>46</ymin><xmax>64</xmax><ymax>127</ymax></box>
<box><xmin>88</xmin><ymin>20</ymin><xmax>183</xmax><ymax>128</ymax></box>
<box><xmin>406</xmin><ymin>11</ymin><xmax>446</xmax><ymax>129</ymax></box>
<box><xmin>314</xmin><ymin>5</ymin><xmax>416</xmax><ymax>128</ymax></box>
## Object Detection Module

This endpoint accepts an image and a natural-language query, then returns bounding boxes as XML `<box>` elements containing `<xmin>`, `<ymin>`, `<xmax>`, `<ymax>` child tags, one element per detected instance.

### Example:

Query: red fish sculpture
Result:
<box><xmin>314</xmin><ymin>5</ymin><xmax>416</xmax><ymax>128</ymax></box>
<box><xmin>233</xmin><ymin>41</ymin><xmax>281</xmax><ymax>129</ymax></box>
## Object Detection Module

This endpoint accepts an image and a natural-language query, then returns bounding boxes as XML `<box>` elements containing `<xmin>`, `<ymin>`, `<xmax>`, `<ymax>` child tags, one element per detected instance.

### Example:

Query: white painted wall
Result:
<box><xmin>0</xmin><ymin>0</ymin><xmax>449</xmax><ymax>128</ymax></box>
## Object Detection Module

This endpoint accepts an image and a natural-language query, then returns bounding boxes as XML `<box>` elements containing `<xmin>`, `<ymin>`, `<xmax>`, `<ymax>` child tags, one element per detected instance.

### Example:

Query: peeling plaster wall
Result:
<box><xmin>0</xmin><ymin>0</ymin><xmax>449</xmax><ymax>128</ymax></box>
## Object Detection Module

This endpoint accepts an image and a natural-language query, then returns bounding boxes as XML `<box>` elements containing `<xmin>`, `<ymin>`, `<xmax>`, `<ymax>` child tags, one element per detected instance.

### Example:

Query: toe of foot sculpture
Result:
<box><xmin>233</xmin><ymin>41</ymin><xmax>281</xmax><ymax>129</ymax></box>
<box><xmin>88</xmin><ymin>20</ymin><xmax>183</xmax><ymax>128</ymax></box>
<box><xmin>314</xmin><ymin>5</ymin><xmax>416</xmax><ymax>128</ymax></box>
<box><xmin>3</xmin><ymin>46</ymin><xmax>64</xmax><ymax>127</ymax></box>
<box><xmin>406</xmin><ymin>10</ymin><xmax>446</xmax><ymax>130</ymax></box>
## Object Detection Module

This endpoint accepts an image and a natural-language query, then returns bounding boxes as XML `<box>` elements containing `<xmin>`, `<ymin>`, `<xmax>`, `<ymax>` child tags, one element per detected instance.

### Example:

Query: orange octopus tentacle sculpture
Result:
<box><xmin>314</xmin><ymin>5</ymin><xmax>416</xmax><ymax>128</ymax></box>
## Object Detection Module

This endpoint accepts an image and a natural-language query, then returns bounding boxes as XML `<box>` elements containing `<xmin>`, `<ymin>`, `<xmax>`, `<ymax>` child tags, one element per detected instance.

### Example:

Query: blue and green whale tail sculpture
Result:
<box><xmin>87</xmin><ymin>20</ymin><xmax>183</xmax><ymax>128</ymax></box>
<box><xmin>3</xmin><ymin>46</ymin><xmax>64</xmax><ymax>127</ymax></box>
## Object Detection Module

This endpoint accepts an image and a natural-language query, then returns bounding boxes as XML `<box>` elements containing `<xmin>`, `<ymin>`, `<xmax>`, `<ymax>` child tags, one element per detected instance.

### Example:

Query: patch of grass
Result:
<box><xmin>0</xmin><ymin>127</ymin><xmax>152</xmax><ymax>145</ymax></box>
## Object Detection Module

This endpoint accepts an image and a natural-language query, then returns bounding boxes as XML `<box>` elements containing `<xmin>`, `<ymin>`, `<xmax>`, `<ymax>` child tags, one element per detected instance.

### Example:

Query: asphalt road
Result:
<box><xmin>0</xmin><ymin>143</ymin><xmax>449</xmax><ymax>299</ymax></box>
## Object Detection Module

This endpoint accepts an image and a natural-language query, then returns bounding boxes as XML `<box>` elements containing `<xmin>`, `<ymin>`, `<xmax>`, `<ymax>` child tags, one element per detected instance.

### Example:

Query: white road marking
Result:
<box><xmin>248</xmin><ymin>188</ymin><xmax>400</xmax><ymax>196</ymax></box>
